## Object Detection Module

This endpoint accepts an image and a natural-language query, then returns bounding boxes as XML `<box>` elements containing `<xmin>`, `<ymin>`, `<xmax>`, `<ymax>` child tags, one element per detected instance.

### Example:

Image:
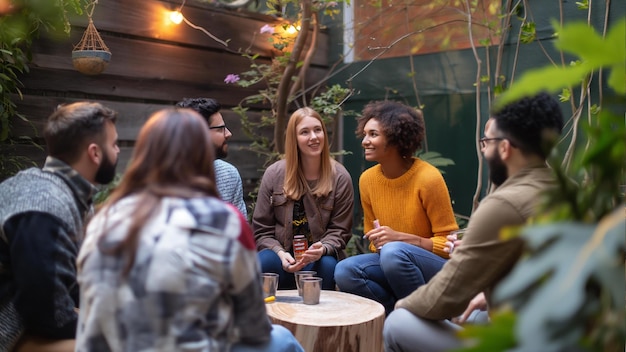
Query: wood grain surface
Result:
<box><xmin>266</xmin><ymin>290</ymin><xmax>385</xmax><ymax>352</ymax></box>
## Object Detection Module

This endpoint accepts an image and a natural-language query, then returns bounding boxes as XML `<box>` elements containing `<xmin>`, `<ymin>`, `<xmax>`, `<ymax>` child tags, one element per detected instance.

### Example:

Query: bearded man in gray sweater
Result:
<box><xmin>0</xmin><ymin>102</ymin><xmax>119</xmax><ymax>351</ymax></box>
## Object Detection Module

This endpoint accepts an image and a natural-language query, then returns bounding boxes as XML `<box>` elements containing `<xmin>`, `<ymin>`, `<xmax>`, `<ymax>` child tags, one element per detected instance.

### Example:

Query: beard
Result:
<box><xmin>94</xmin><ymin>149</ymin><xmax>118</xmax><ymax>184</ymax></box>
<box><xmin>214</xmin><ymin>143</ymin><xmax>228</xmax><ymax>159</ymax></box>
<box><xmin>487</xmin><ymin>151</ymin><xmax>508</xmax><ymax>187</ymax></box>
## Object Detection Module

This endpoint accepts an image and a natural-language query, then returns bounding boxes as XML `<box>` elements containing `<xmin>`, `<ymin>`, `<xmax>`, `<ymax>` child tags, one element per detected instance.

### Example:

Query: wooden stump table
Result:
<box><xmin>265</xmin><ymin>290</ymin><xmax>385</xmax><ymax>352</ymax></box>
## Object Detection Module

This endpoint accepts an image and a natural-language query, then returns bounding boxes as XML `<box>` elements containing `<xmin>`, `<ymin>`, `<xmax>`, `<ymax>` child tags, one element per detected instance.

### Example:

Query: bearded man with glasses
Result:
<box><xmin>176</xmin><ymin>98</ymin><xmax>248</xmax><ymax>218</ymax></box>
<box><xmin>383</xmin><ymin>92</ymin><xmax>564</xmax><ymax>352</ymax></box>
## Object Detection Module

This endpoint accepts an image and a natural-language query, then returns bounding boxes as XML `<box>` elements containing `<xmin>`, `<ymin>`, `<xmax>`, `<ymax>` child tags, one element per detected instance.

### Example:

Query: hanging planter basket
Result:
<box><xmin>72</xmin><ymin>17</ymin><xmax>111</xmax><ymax>76</ymax></box>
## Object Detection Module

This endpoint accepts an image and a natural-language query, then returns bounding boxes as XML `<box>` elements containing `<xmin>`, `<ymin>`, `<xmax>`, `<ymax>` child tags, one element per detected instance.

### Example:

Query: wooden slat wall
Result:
<box><xmin>12</xmin><ymin>0</ymin><xmax>330</xmax><ymax>206</ymax></box>
<box><xmin>28</xmin><ymin>31</ymin><xmax>328</xmax><ymax>106</ymax></box>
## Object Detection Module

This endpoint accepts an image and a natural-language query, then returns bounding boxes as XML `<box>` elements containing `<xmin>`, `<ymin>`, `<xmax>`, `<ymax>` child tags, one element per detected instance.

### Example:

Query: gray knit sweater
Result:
<box><xmin>0</xmin><ymin>160</ymin><xmax>94</xmax><ymax>350</ymax></box>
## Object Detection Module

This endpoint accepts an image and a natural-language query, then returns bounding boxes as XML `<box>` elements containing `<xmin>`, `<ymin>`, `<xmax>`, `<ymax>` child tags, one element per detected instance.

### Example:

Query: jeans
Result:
<box><xmin>334</xmin><ymin>241</ymin><xmax>447</xmax><ymax>314</ymax></box>
<box><xmin>232</xmin><ymin>324</ymin><xmax>304</xmax><ymax>352</ymax></box>
<box><xmin>257</xmin><ymin>249</ymin><xmax>337</xmax><ymax>290</ymax></box>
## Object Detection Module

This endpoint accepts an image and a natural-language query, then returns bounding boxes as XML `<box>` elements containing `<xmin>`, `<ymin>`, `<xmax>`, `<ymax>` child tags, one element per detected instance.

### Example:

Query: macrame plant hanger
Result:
<box><xmin>72</xmin><ymin>0</ymin><xmax>111</xmax><ymax>75</ymax></box>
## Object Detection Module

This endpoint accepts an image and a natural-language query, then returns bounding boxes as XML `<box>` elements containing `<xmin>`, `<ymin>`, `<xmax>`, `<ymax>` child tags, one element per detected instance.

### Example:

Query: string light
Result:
<box><xmin>169</xmin><ymin>10</ymin><xmax>183</xmax><ymax>25</ymax></box>
<box><xmin>169</xmin><ymin>0</ymin><xmax>185</xmax><ymax>25</ymax></box>
<box><xmin>286</xmin><ymin>25</ymin><xmax>300</xmax><ymax>35</ymax></box>
<box><xmin>165</xmin><ymin>0</ymin><xmax>228</xmax><ymax>47</ymax></box>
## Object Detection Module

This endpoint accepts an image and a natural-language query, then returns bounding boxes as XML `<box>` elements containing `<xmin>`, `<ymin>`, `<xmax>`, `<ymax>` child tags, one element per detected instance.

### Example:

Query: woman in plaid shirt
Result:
<box><xmin>75</xmin><ymin>108</ymin><xmax>302</xmax><ymax>352</ymax></box>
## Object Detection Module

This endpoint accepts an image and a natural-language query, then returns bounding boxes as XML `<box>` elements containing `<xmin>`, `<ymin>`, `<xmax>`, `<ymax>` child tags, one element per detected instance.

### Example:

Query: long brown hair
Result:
<box><xmin>99</xmin><ymin>108</ymin><xmax>218</xmax><ymax>275</ymax></box>
<box><xmin>283</xmin><ymin>107</ymin><xmax>334</xmax><ymax>199</ymax></box>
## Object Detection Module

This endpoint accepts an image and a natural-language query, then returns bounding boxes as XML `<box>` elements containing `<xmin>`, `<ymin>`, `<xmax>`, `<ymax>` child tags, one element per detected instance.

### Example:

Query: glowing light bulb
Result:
<box><xmin>170</xmin><ymin>10</ymin><xmax>183</xmax><ymax>25</ymax></box>
<box><xmin>286</xmin><ymin>25</ymin><xmax>300</xmax><ymax>35</ymax></box>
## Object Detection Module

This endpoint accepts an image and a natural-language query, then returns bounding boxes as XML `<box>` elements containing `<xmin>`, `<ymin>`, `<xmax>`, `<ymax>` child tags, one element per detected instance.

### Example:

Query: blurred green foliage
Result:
<box><xmin>0</xmin><ymin>0</ymin><xmax>86</xmax><ymax>180</ymax></box>
<box><xmin>494</xmin><ymin>18</ymin><xmax>626</xmax><ymax>109</ymax></box>
<box><xmin>457</xmin><ymin>18</ymin><xmax>625</xmax><ymax>352</ymax></box>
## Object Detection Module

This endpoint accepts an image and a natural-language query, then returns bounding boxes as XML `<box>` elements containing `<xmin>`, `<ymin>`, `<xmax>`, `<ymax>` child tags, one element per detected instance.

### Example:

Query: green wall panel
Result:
<box><xmin>325</xmin><ymin>0</ymin><xmax>625</xmax><ymax>228</ymax></box>
<box><xmin>341</xmin><ymin>91</ymin><xmax>480</xmax><ymax>224</ymax></box>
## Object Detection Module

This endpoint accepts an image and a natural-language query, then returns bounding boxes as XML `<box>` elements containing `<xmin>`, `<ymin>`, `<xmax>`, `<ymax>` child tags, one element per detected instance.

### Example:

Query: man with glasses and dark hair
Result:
<box><xmin>176</xmin><ymin>98</ymin><xmax>248</xmax><ymax>218</ymax></box>
<box><xmin>0</xmin><ymin>102</ymin><xmax>119</xmax><ymax>351</ymax></box>
<box><xmin>383</xmin><ymin>92</ymin><xmax>564</xmax><ymax>352</ymax></box>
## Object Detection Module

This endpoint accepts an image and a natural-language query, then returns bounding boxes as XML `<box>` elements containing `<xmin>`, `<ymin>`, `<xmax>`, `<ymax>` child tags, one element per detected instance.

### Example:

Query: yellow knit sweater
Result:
<box><xmin>359</xmin><ymin>157</ymin><xmax>458</xmax><ymax>257</ymax></box>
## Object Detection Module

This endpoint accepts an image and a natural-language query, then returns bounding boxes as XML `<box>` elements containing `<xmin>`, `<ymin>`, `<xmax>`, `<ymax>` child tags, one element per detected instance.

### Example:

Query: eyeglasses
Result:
<box><xmin>209</xmin><ymin>125</ymin><xmax>228</xmax><ymax>134</ymax></box>
<box><xmin>479</xmin><ymin>137</ymin><xmax>505</xmax><ymax>149</ymax></box>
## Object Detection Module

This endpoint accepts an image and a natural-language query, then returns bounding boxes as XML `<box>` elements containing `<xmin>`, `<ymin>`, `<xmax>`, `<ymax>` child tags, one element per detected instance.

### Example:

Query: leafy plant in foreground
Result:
<box><xmin>456</xmin><ymin>18</ymin><xmax>625</xmax><ymax>352</ymax></box>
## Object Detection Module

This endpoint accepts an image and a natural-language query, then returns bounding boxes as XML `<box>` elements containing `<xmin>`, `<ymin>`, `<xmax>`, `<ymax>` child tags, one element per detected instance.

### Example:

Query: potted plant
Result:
<box><xmin>71</xmin><ymin>2</ymin><xmax>111</xmax><ymax>76</ymax></box>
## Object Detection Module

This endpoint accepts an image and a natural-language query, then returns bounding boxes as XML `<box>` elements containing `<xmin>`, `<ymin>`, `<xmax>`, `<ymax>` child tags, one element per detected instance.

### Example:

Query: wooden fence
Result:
<box><xmin>11</xmin><ymin>0</ymin><xmax>330</xmax><ymax>207</ymax></box>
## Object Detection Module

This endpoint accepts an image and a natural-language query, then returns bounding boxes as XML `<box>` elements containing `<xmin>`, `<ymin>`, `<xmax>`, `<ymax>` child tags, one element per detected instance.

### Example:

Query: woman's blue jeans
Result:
<box><xmin>334</xmin><ymin>241</ymin><xmax>447</xmax><ymax>315</ymax></box>
<box><xmin>232</xmin><ymin>324</ymin><xmax>304</xmax><ymax>352</ymax></box>
<box><xmin>258</xmin><ymin>249</ymin><xmax>337</xmax><ymax>290</ymax></box>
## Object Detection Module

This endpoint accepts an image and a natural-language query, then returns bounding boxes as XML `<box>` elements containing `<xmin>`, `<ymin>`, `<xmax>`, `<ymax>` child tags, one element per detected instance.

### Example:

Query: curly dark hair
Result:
<box><xmin>355</xmin><ymin>100</ymin><xmax>425</xmax><ymax>158</ymax></box>
<box><xmin>175</xmin><ymin>97</ymin><xmax>221</xmax><ymax>125</ymax></box>
<box><xmin>492</xmin><ymin>92</ymin><xmax>564</xmax><ymax>158</ymax></box>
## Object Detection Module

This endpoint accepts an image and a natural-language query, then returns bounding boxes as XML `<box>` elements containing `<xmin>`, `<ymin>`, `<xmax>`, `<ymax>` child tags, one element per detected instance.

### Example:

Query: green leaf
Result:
<box><xmin>453</xmin><ymin>310</ymin><xmax>517</xmax><ymax>351</ymax></box>
<box><xmin>416</xmin><ymin>151</ymin><xmax>455</xmax><ymax>174</ymax></box>
<box><xmin>607</xmin><ymin>62</ymin><xmax>626</xmax><ymax>94</ymax></box>
<box><xmin>575</xmin><ymin>0</ymin><xmax>589</xmax><ymax>9</ymax></box>
<box><xmin>554</xmin><ymin>19</ymin><xmax>625</xmax><ymax>67</ymax></box>
<box><xmin>478</xmin><ymin>38</ymin><xmax>491</xmax><ymax>46</ymax></box>
<box><xmin>495</xmin><ymin>64</ymin><xmax>590</xmax><ymax>108</ymax></box>
<box><xmin>520</xmin><ymin>22</ymin><xmax>536</xmax><ymax>44</ymax></box>
<box><xmin>605</xmin><ymin>18</ymin><xmax>626</xmax><ymax>62</ymax></box>
<box><xmin>495</xmin><ymin>18</ymin><xmax>626</xmax><ymax>109</ymax></box>
<box><xmin>493</xmin><ymin>212</ymin><xmax>626</xmax><ymax>351</ymax></box>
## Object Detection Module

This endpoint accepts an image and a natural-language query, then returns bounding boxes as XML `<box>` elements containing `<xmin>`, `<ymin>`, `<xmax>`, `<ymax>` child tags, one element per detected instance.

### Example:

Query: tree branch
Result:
<box><xmin>289</xmin><ymin>11</ymin><xmax>319</xmax><ymax>107</ymax></box>
<box><xmin>274</xmin><ymin>0</ymin><xmax>312</xmax><ymax>153</ymax></box>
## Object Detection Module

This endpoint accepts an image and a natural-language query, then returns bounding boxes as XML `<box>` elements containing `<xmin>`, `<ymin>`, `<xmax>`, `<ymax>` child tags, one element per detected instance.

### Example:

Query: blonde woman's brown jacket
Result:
<box><xmin>252</xmin><ymin>159</ymin><xmax>354</xmax><ymax>260</ymax></box>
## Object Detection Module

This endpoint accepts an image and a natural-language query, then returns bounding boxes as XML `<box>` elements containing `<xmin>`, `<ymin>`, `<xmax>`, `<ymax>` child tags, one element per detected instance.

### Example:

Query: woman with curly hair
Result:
<box><xmin>334</xmin><ymin>100</ymin><xmax>458</xmax><ymax>315</ymax></box>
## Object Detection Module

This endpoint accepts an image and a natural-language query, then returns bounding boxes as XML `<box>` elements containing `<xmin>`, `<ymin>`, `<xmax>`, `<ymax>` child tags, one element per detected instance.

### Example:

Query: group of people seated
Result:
<box><xmin>0</xmin><ymin>92</ymin><xmax>564</xmax><ymax>351</ymax></box>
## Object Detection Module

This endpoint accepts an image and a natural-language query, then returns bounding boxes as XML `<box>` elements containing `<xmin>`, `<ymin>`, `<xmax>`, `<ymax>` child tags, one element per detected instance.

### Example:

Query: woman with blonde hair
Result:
<box><xmin>253</xmin><ymin>107</ymin><xmax>354</xmax><ymax>290</ymax></box>
<box><xmin>75</xmin><ymin>108</ymin><xmax>302</xmax><ymax>352</ymax></box>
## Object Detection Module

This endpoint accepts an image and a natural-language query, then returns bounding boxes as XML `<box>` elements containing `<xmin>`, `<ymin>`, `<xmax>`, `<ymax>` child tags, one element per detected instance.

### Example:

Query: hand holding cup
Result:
<box><xmin>445</xmin><ymin>229</ymin><xmax>465</xmax><ymax>254</ymax></box>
